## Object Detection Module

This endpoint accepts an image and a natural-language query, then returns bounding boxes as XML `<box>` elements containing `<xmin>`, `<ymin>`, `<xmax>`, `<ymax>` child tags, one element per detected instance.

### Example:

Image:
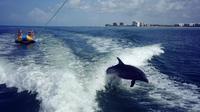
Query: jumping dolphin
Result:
<box><xmin>106</xmin><ymin>57</ymin><xmax>149</xmax><ymax>87</ymax></box>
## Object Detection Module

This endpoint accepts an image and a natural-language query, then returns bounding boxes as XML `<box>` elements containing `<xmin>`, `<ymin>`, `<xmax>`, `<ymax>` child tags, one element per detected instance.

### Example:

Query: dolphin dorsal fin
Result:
<box><xmin>117</xmin><ymin>57</ymin><xmax>124</xmax><ymax>65</ymax></box>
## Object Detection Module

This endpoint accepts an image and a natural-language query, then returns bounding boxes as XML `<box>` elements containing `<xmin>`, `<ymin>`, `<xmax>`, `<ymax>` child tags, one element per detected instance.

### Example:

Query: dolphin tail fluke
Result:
<box><xmin>130</xmin><ymin>80</ymin><xmax>135</xmax><ymax>87</ymax></box>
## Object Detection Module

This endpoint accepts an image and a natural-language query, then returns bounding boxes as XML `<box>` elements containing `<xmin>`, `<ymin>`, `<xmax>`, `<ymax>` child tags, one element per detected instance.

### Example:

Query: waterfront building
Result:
<box><xmin>184</xmin><ymin>24</ymin><xmax>190</xmax><ymax>27</ymax></box>
<box><xmin>113</xmin><ymin>22</ymin><xmax>118</xmax><ymax>26</ymax></box>
<box><xmin>178</xmin><ymin>23</ymin><xmax>184</xmax><ymax>27</ymax></box>
<box><xmin>119</xmin><ymin>22</ymin><xmax>124</xmax><ymax>26</ymax></box>
<box><xmin>189</xmin><ymin>23</ymin><xmax>195</xmax><ymax>27</ymax></box>
<box><xmin>132</xmin><ymin>21</ymin><xmax>137</xmax><ymax>26</ymax></box>
<box><xmin>194</xmin><ymin>23</ymin><xmax>200</xmax><ymax>27</ymax></box>
<box><xmin>174</xmin><ymin>24</ymin><xmax>179</xmax><ymax>27</ymax></box>
<box><xmin>105</xmin><ymin>24</ymin><xmax>112</xmax><ymax>27</ymax></box>
<box><xmin>137</xmin><ymin>22</ymin><xmax>141</xmax><ymax>27</ymax></box>
<box><xmin>132</xmin><ymin>21</ymin><xmax>144</xmax><ymax>27</ymax></box>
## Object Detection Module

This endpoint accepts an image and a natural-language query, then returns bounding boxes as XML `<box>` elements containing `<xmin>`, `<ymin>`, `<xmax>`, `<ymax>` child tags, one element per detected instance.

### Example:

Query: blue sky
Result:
<box><xmin>0</xmin><ymin>0</ymin><xmax>200</xmax><ymax>26</ymax></box>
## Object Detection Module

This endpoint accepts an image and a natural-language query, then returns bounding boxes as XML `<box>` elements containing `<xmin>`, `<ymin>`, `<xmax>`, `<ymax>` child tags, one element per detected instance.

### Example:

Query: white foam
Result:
<box><xmin>83</xmin><ymin>34</ymin><xmax>200</xmax><ymax>111</ymax></box>
<box><xmin>0</xmin><ymin>34</ymin><xmax>16</xmax><ymax>55</ymax></box>
<box><xmin>0</xmin><ymin>33</ymin><xmax>200</xmax><ymax>112</ymax></box>
<box><xmin>82</xmin><ymin>34</ymin><xmax>131</xmax><ymax>53</ymax></box>
<box><xmin>0</xmin><ymin>35</ymin><xmax>102</xmax><ymax>112</ymax></box>
<box><xmin>147</xmin><ymin>66</ymin><xmax>200</xmax><ymax>111</ymax></box>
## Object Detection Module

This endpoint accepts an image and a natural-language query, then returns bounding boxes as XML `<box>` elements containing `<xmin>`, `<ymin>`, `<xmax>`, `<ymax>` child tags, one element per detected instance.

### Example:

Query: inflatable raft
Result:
<box><xmin>15</xmin><ymin>31</ymin><xmax>35</xmax><ymax>44</ymax></box>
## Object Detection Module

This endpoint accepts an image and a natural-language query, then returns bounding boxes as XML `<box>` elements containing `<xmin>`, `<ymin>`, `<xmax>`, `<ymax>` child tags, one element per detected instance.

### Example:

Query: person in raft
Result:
<box><xmin>16</xmin><ymin>30</ymin><xmax>34</xmax><ymax>42</ymax></box>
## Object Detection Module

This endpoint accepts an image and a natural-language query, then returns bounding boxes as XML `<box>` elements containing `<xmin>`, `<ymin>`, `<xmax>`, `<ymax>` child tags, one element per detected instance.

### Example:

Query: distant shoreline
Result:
<box><xmin>0</xmin><ymin>25</ymin><xmax>200</xmax><ymax>28</ymax></box>
<box><xmin>105</xmin><ymin>21</ymin><xmax>200</xmax><ymax>28</ymax></box>
<box><xmin>104</xmin><ymin>26</ymin><xmax>200</xmax><ymax>28</ymax></box>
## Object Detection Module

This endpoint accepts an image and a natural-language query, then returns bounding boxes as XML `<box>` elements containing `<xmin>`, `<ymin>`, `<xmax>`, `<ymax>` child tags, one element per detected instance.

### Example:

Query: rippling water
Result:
<box><xmin>0</xmin><ymin>26</ymin><xmax>200</xmax><ymax>112</ymax></box>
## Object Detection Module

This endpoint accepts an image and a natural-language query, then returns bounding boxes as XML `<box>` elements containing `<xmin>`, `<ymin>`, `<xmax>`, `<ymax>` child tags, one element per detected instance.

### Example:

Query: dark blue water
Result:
<box><xmin>0</xmin><ymin>26</ymin><xmax>200</xmax><ymax>112</ymax></box>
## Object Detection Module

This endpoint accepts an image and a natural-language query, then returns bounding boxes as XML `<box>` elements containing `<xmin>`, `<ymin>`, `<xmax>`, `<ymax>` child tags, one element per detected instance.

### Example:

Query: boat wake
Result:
<box><xmin>0</xmin><ymin>33</ymin><xmax>199</xmax><ymax>112</ymax></box>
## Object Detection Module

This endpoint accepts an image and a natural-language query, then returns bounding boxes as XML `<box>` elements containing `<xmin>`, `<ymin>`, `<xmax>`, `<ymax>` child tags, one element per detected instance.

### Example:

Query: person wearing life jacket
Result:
<box><xmin>16</xmin><ymin>30</ymin><xmax>23</xmax><ymax>41</ymax></box>
<box><xmin>26</xmin><ymin>30</ymin><xmax>34</xmax><ymax>41</ymax></box>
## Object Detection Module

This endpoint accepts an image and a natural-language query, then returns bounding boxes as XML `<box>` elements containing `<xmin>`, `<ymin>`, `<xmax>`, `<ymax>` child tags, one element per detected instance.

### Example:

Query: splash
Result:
<box><xmin>83</xmin><ymin>34</ymin><xmax>200</xmax><ymax>111</ymax></box>
<box><xmin>0</xmin><ymin>34</ymin><xmax>101</xmax><ymax>112</ymax></box>
<box><xmin>0</xmin><ymin>32</ymin><xmax>200</xmax><ymax>112</ymax></box>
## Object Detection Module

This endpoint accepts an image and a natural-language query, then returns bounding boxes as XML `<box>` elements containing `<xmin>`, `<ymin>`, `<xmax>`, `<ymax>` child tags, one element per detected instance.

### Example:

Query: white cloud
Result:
<box><xmin>66</xmin><ymin>0</ymin><xmax>91</xmax><ymax>10</ymax></box>
<box><xmin>68</xmin><ymin>0</ymin><xmax>81</xmax><ymax>7</ymax></box>
<box><xmin>65</xmin><ymin>0</ymin><xmax>196</xmax><ymax>14</ymax></box>
<box><xmin>155</xmin><ymin>0</ymin><xmax>185</xmax><ymax>12</ymax></box>
<box><xmin>28</xmin><ymin>8</ymin><xmax>50</xmax><ymax>24</ymax></box>
<box><xmin>8</xmin><ymin>8</ymin><xmax>50</xmax><ymax>25</ymax></box>
<box><xmin>9</xmin><ymin>0</ymin><xmax>198</xmax><ymax>25</ymax></box>
<box><xmin>89</xmin><ymin>0</ymin><xmax>145</xmax><ymax>12</ymax></box>
<box><xmin>58</xmin><ymin>0</ymin><xmax>200</xmax><ymax>24</ymax></box>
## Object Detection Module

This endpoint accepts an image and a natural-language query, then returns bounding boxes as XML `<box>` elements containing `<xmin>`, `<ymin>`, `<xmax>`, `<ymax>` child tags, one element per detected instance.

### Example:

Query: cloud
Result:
<box><xmin>155</xmin><ymin>0</ymin><xmax>185</xmax><ymax>12</ymax></box>
<box><xmin>27</xmin><ymin>0</ymin><xmax>90</xmax><ymax>25</ymax></box>
<box><xmin>42</xmin><ymin>0</ymin><xmax>200</xmax><ymax>25</ymax></box>
<box><xmin>66</xmin><ymin>0</ymin><xmax>199</xmax><ymax>15</ymax></box>
<box><xmin>8</xmin><ymin>8</ymin><xmax>50</xmax><ymax>25</ymax></box>
<box><xmin>3</xmin><ymin>0</ymin><xmax>200</xmax><ymax>25</ymax></box>
<box><xmin>28</xmin><ymin>8</ymin><xmax>50</xmax><ymax>24</ymax></box>
<box><xmin>68</xmin><ymin>0</ymin><xmax>81</xmax><ymax>7</ymax></box>
<box><xmin>53</xmin><ymin>0</ymin><xmax>199</xmax><ymax>25</ymax></box>
<box><xmin>95</xmin><ymin>0</ymin><xmax>145</xmax><ymax>12</ymax></box>
<box><xmin>92</xmin><ymin>0</ymin><xmax>189</xmax><ymax>13</ymax></box>
<box><xmin>65</xmin><ymin>0</ymin><xmax>90</xmax><ymax>10</ymax></box>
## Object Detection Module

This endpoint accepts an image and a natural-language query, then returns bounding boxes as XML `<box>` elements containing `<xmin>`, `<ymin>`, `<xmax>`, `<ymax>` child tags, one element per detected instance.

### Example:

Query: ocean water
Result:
<box><xmin>0</xmin><ymin>26</ymin><xmax>199</xmax><ymax>112</ymax></box>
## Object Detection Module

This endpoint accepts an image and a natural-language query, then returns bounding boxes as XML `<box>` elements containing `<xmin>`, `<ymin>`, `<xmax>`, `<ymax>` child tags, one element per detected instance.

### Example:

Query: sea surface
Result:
<box><xmin>0</xmin><ymin>26</ymin><xmax>200</xmax><ymax>112</ymax></box>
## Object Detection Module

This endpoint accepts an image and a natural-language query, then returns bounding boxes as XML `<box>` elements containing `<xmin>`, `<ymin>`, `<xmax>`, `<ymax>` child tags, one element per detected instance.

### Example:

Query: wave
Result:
<box><xmin>0</xmin><ymin>32</ymin><xmax>199</xmax><ymax>112</ymax></box>
<box><xmin>82</xmin><ymin>34</ymin><xmax>200</xmax><ymax>112</ymax></box>
<box><xmin>0</xmin><ymin>34</ymin><xmax>103</xmax><ymax>112</ymax></box>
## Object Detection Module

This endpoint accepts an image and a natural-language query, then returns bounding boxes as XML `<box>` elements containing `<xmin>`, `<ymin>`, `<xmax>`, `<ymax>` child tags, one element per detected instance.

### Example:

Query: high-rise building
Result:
<box><xmin>113</xmin><ymin>22</ymin><xmax>118</xmax><ymax>26</ymax></box>
<box><xmin>132</xmin><ymin>21</ymin><xmax>137</xmax><ymax>26</ymax></box>
<box><xmin>189</xmin><ymin>23</ymin><xmax>195</xmax><ymax>27</ymax></box>
<box><xmin>119</xmin><ymin>22</ymin><xmax>124</xmax><ymax>26</ymax></box>
<box><xmin>178</xmin><ymin>23</ymin><xmax>184</xmax><ymax>27</ymax></box>
<box><xmin>132</xmin><ymin>21</ymin><xmax>144</xmax><ymax>27</ymax></box>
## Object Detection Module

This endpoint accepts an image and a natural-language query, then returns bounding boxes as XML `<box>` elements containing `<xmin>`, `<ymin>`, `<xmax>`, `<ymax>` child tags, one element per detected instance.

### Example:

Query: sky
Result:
<box><xmin>0</xmin><ymin>0</ymin><xmax>200</xmax><ymax>26</ymax></box>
